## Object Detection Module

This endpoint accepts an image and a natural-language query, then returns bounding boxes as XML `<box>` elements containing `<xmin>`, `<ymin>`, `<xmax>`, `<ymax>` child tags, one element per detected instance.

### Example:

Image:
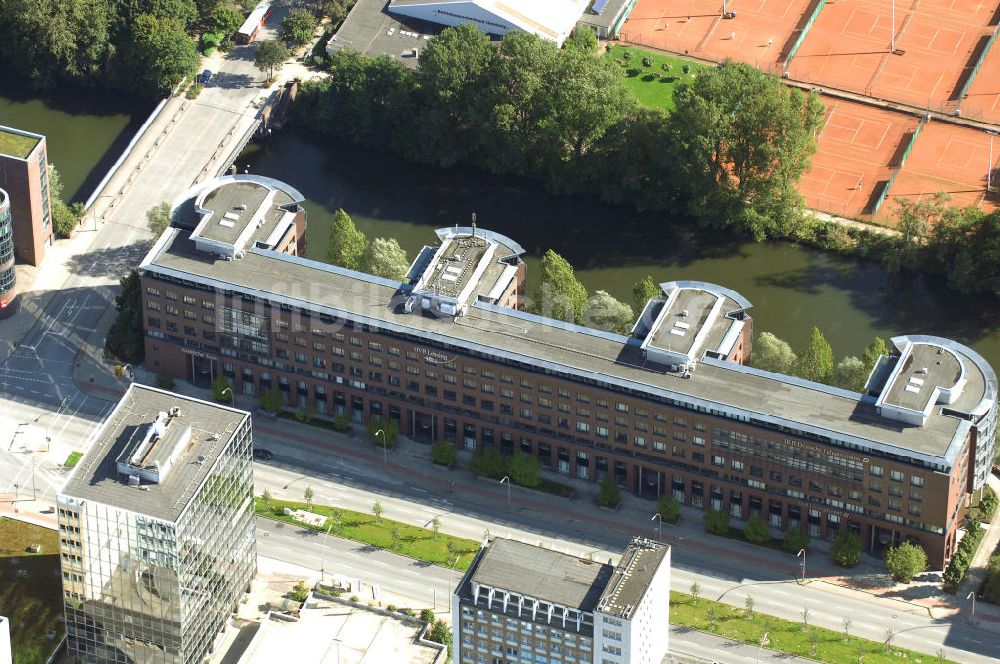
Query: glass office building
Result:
<box><xmin>58</xmin><ymin>385</ymin><xmax>256</xmax><ymax>663</ymax></box>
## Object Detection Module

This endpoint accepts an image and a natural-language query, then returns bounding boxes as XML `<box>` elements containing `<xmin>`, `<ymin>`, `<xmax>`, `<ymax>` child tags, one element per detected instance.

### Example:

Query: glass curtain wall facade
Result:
<box><xmin>60</xmin><ymin>419</ymin><xmax>255</xmax><ymax>663</ymax></box>
<box><xmin>0</xmin><ymin>188</ymin><xmax>14</xmax><ymax>301</ymax></box>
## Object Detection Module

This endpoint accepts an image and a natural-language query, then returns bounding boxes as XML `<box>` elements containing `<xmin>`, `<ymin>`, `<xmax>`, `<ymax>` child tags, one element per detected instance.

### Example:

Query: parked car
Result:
<box><xmin>199</xmin><ymin>69</ymin><xmax>213</xmax><ymax>85</ymax></box>
<box><xmin>252</xmin><ymin>448</ymin><xmax>273</xmax><ymax>460</ymax></box>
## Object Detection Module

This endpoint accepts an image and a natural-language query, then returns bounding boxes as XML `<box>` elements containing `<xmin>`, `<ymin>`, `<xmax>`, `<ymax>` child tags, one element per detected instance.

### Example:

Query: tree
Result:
<box><xmin>535</xmin><ymin>249</ymin><xmax>588</xmax><ymax>324</ymax></box>
<box><xmin>211</xmin><ymin>376</ymin><xmax>233</xmax><ymax>403</ymax></box>
<box><xmin>372</xmin><ymin>500</ymin><xmax>383</xmax><ymax>525</ymax></box>
<box><xmin>261</xmin><ymin>488</ymin><xmax>272</xmax><ymax>510</ymax></box>
<box><xmin>584</xmin><ymin>290</ymin><xmax>634</xmax><ymax>334</ymax></box>
<box><xmin>52</xmin><ymin>202</ymin><xmax>79</xmax><ymax>239</ymax></box>
<box><xmin>123</xmin><ymin>14</ymin><xmax>200</xmax><ymax>97</ymax></box>
<box><xmin>431</xmin><ymin>441</ymin><xmax>457</xmax><ymax>466</ymax></box>
<box><xmin>364</xmin><ymin>237</ymin><xmax>409</xmax><ymax>280</ymax></box>
<box><xmin>430</xmin><ymin>516</ymin><xmax>441</xmax><ymax>539</ymax></box>
<box><xmin>428</xmin><ymin>620</ymin><xmax>453</xmax><ymax>657</ymax></box>
<box><xmin>751</xmin><ymin>332</ymin><xmax>798</xmax><ymax>374</ymax></box>
<box><xmin>281</xmin><ymin>8</ymin><xmax>317</xmax><ymax>46</ymax></box>
<box><xmin>984</xmin><ymin>555</ymin><xmax>1000</xmax><ymax>603</ymax></box>
<box><xmin>743</xmin><ymin>514</ymin><xmax>770</xmax><ymax>544</ymax></box>
<box><xmin>391</xmin><ymin>527</ymin><xmax>402</xmax><ymax>550</ymax></box>
<box><xmin>146</xmin><ymin>201</ymin><xmax>173</xmax><ymax>237</ymax></box>
<box><xmin>254</xmin><ymin>39</ymin><xmax>289</xmax><ymax>82</ymax></box>
<box><xmin>632</xmin><ymin>274</ymin><xmax>659</xmax><ymax>314</ymax></box>
<box><xmin>801</xmin><ymin>607</ymin><xmax>810</xmax><ymax>630</ymax></box>
<box><xmin>212</xmin><ymin>4</ymin><xmax>244</xmax><ymax>34</ymax></box>
<box><xmin>831</xmin><ymin>355</ymin><xmax>867</xmax><ymax>392</ymax></box>
<box><xmin>259</xmin><ymin>386</ymin><xmax>284</xmax><ymax>414</ymax></box>
<box><xmin>105</xmin><ymin>270</ymin><xmax>145</xmax><ymax>363</ymax></box>
<box><xmin>798</xmin><ymin>327</ymin><xmax>833</xmax><ymax>383</ymax></box>
<box><xmin>670</xmin><ymin>61</ymin><xmax>824</xmax><ymax>241</ymax></box>
<box><xmin>689</xmin><ymin>582</ymin><xmax>701</xmax><ymax>604</ymax></box>
<box><xmin>331</xmin><ymin>507</ymin><xmax>344</xmax><ymax>532</ymax></box>
<box><xmin>830</xmin><ymin>529</ymin><xmax>863</xmax><ymax>568</ymax></box>
<box><xmin>47</xmin><ymin>163</ymin><xmax>65</xmax><ymax>204</ymax></box>
<box><xmin>744</xmin><ymin>594</ymin><xmax>754</xmax><ymax>619</ymax></box>
<box><xmin>862</xmin><ymin>336</ymin><xmax>889</xmax><ymax>373</ymax></box>
<box><xmin>304</xmin><ymin>485</ymin><xmax>314</xmax><ymax>511</ymax></box>
<box><xmin>884</xmin><ymin>541</ymin><xmax>927</xmax><ymax>583</ymax></box>
<box><xmin>326</xmin><ymin>209</ymin><xmax>368</xmax><ymax>270</ymax></box>
<box><xmin>704</xmin><ymin>508</ymin><xmax>730</xmax><ymax>535</ymax></box>
<box><xmin>508</xmin><ymin>451</ymin><xmax>540</xmax><ymax>487</ymax></box>
<box><xmin>470</xmin><ymin>447</ymin><xmax>507</xmax><ymax>479</ymax></box>
<box><xmin>842</xmin><ymin>616</ymin><xmax>852</xmax><ymax>642</ymax></box>
<box><xmin>565</xmin><ymin>26</ymin><xmax>598</xmax><ymax>52</ymax></box>
<box><xmin>783</xmin><ymin>527</ymin><xmax>810</xmax><ymax>554</ymax></box>
<box><xmin>598</xmin><ymin>474</ymin><xmax>621</xmax><ymax>507</ymax></box>
<box><xmin>886</xmin><ymin>194</ymin><xmax>947</xmax><ymax>274</ymax></box>
<box><xmin>657</xmin><ymin>496</ymin><xmax>680</xmax><ymax>524</ymax></box>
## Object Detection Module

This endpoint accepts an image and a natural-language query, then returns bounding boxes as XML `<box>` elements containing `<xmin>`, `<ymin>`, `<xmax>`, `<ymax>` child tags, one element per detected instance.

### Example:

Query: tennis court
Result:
<box><xmin>960</xmin><ymin>31</ymin><xmax>1000</xmax><ymax>123</ymax></box>
<box><xmin>798</xmin><ymin>98</ymin><xmax>918</xmax><ymax>219</ymax></box>
<box><xmin>787</xmin><ymin>0</ymin><xmax>996</xmax><ymax>109</ymax></box>
<box><xmin>877</xmin><ymin>121</ymin><xmax>999</xmax><ymax>223</ymax></box>
<box><xmin>619</xmin><ymin>0</ymin><xmax>812</xmax><ymax>69</ymax></box>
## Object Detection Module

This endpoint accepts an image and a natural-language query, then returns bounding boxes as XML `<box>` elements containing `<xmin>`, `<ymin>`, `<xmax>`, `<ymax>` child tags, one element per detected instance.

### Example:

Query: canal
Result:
<box><xmin>0</xmin><ymin>78</ymin><xmax>149</xmax><ymax>202</ymax></box>
<box><xmin>243</xmin><ymin>131</ymin><xmax>1000</xmax><ymax>369</ymax></box>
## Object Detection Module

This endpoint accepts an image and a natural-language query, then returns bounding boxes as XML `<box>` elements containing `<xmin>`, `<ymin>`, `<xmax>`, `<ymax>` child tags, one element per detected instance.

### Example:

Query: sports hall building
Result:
<box><xmin>139</xmin><ymin>175</ymin><xmax>997</xmax><ymax>568</ymax></box>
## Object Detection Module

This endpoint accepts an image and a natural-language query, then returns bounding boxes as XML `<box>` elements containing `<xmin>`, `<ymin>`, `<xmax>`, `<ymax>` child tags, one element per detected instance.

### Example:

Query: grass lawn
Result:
<box><xmin>670</xmin><ymin>591</ymin><xmax>954</xmax><ymax>663</ymax></box>
<box><xmin>0</xmin><ymin>519</ymin><xmax>64</xmax><ymax>663</ymax></box>
<box><xmin>0</xmin><ymin>128</ymin><xmax>40</xmax><ymax>159</ymax></box>
<box><xmin>64</xmin><ymin>451</ymin><xmax>83</xmax><ymax>468</ymax></box>
<box><xmin>256</xmin><ymin>497</ymin><xmax>480</xmax><ymax>571</ymax></box>
<box><xmin>606</xmin><ymin>45</ymin><xmax>709</xmax><ymax>113</ymax></box>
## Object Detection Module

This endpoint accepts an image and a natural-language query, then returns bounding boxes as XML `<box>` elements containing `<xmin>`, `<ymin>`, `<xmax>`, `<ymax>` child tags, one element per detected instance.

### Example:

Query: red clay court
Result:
<box><xmin>877</xmin><ymin>121</ymin><xmax>1000</xmax><ymax>223</ymax></box>
<box><xmin>620</xmin><ymin>0</ymin><xmax>812</xmax><ymax>69</ymax></box>
<box><xmin>787</xmin><ymin>0</ymin><xmax>995</xmax><ymax>109</ymax></box>
<box><xmin>960</xmin><ymin>37</ymin><xmax>1000</xmax><ymax>123</ymax></box>
<box><xmin>798</xmin><ymin>98</ymin><xmax>918</xmax><ymax>219</ymax></box>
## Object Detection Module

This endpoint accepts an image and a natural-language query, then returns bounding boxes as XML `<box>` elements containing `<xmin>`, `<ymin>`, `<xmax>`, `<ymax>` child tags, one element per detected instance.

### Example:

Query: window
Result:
<box><xmin>911</xmin><ymin>476</ymin><xmax>924</xmax><ymax>487</ymax></box>
<box><xmin>597</xmin><ymin>427</ymin><xmax>609</xmax><ymax>439</ymax></box>
<box><xmin>731</xmin><ymin>459</ymin><xmax>744</xmax><ymax>471</ymax></box>
<box><xmin>712</xmin><ymin>455</ymin><xmax>724</xmax><ymax>467</ymax></box>
<box><xmin>577</xmin><ymin>422</ymin><xmax>590</xmax><ymax>433</ymax></box>
<box><xmin>870</xmin><ymin>465</ymin><xmax>883</xmax><ymax>477</ymax></box>
<box><xmin>890</xmin><ymin>470</ymin><xmax>904</xmax><ymax>482</ymax></box>
<box><xmin>615</xmin><ymin>402</ymin><xmax>628</xmax><ymax>413</ymax></box>
<box><xmin>692</xmin><ymin>436</ymin><xmax>705</xmax><ymax>447</ymax></box>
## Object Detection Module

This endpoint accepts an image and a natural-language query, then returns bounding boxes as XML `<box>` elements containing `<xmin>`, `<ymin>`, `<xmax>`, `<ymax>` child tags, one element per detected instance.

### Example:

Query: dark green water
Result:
<box><xmin>0</xmin><ymin>80</ymin><xmax>148</xmax><ymax>202</ymax></box>
<box><xmin>243</xmin><ymin>131</ymin><xmax>1000</xmax><ymax>368</ymax></box>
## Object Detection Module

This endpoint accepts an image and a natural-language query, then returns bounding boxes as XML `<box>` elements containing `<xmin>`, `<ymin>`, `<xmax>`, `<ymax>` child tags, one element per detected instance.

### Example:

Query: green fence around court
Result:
<box><xmin>872</xmin><ymin>119</ymin><xmax>926</xmax><ymax>214</ymax></box>
<box><xmin>784</xmin><ymin>0</ymin><xmax>827</xmax><ymax>66</ymax></box>
<box><xmin>957</xmin><ymin>24</ymin><xmax>1000</xmax><ymax>102</ymax></box>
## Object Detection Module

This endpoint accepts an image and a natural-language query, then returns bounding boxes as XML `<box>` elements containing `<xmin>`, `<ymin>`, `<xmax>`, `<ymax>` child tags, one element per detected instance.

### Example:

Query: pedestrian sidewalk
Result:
<box><xmin>958</xmin><ymin>475</ymin><xmax>1000</xmax><ymax>604</ymax></box>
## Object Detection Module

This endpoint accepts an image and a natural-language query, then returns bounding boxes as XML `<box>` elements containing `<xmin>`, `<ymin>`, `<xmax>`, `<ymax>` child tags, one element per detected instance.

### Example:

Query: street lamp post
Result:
<box><xmin>797</xmin><ymin>548</ymin><xmax>806</xmax><ymax>583</ymax></box>
<box><xmin>757</xmin><ymin>631</ymin><xmax>769</xmax><ymax>664</ymax></box>
<box><xmin>500</xmin><ymin>476</ymin><xmax>511</xmax><ymax>510</ymax></box>
<box><xmin>320</xmin><ymin>522</ymin><xmax>333</xmax><ymax>584</ymax></box>
<box><xmin>89</xmin><ymin>194</ymin><xmax>115</xmax><ymax>231</ymax></box>
<box><xmin>651</xmin><ymin>512</ymin><xmax>662</xmax><ymax>541</ymax></box>
<box><xmin>376</xmin><ymin>429</ymin><xmax>387</xmax><ymax>470</ymax></box>
<box><xmin>220</xmin><ymin>386</ymin><xmax>235</xmax><ymax>408</ymax></box>
<box><xmin>122</xmin><ymin>364</ymin><xmax>134</xmax><ymax>383</ymax></box>
<box><xmin>967</xmin><ymin>591</ymin><xmax>976</xmax><ymax>624</ymax></box>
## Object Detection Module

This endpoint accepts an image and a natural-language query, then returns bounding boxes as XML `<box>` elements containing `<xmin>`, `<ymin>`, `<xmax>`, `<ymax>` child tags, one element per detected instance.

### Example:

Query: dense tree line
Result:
<box><xmin>752</xmin><ymin>329</ymin><xmax>888</xmax><ymax>392</ymax></box>
<box><xmin>294</xmin><ymin>25</ymin><xmax>821</xmax><ymax>242</ymax></box>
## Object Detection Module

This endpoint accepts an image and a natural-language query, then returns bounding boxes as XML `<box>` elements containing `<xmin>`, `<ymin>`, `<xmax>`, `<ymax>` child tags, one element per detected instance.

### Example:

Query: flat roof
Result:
<box><xmin>419</xmin><ymin>233</ymin><xmax>492</xmax><ymax>299</ymax></box>
<box><xmin>189</xmin><ymin>177</ymin><xmax>299</xmax><ymax>254</ymax></box>
<box><xmin>142</xmin><ymin>227</ymin><xmax>994</xmax><ymax>464</ymax></box>
<box><xmin>465</xmin><ymin>539</ymin><xmax>613</xmax><ymax>611</ymax></box>
<box><xmin>329</xmin><ymin>0</ymin><xmax>439</xmax><ymax>69</ymax></box>
<box><xmin>0</xmin><ymin>125</ymin><xmax>42</xmax><ymax>159</ymax></box>
<box><xmin>883</xmin><ymin>343</ymin><xmax>964</xmax><ymax>412</ymax></box>
<box><xmin>60</xmin><ymin>385</ymin><xmax>249</xmax><ymax>523</ymax></box>
<box><xmin>646</xmin><ymin>289</ymin><xmax>729</xmax><ymax>357</ymax></box>
<box><xmin>596</xmin><ymin>537</ymin><xmax>668</xmax><ymax>619</ymax></box>
<box><xmin>576</xmin><ymin>0</ymin><xmax>634</xmax><ymax>32</ymax></box>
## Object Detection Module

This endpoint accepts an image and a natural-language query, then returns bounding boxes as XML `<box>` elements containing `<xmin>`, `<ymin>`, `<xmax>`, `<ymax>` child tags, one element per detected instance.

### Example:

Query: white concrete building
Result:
<box><xmin>388</xmin><ymin>0</ymin><xmax>591</xmax><ymax>45</ymax></box>
<box><xmin>452</xmin><ymin>536</ymin><xmax>670</xmax><ymax>664</ymax></box>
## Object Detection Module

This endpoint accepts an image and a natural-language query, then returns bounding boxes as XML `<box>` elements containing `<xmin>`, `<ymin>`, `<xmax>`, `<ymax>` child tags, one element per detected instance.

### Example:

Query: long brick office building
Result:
<box><xmin>139</xmin><ymin>175</ymin><xmax>997</xmax><ymax>568</ymax></box>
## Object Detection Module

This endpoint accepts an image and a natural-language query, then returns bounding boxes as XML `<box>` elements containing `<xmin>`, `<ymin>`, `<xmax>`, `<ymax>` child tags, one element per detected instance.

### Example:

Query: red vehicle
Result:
<box><xmin>236</xmin><ymin>2</ymin><xmax>272</xmax><ymax>45</ymax></box>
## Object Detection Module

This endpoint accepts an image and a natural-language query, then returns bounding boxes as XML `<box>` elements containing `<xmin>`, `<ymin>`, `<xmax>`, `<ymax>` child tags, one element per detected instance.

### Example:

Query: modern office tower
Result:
<box><xmin>57</xmin><ymin>384</ymin><xmax>256</xmax><ymax>663</ymax></box>
<box><xmin>453</xmin><ymin>537</ymin><xmax>671</xmax><ymax>664</ymax></box>
<box><xmin>0</xmin><ymin>188</ymin><xmax>14</xmax><ymax>311</ymax></box>
<box><xmin>139</xmin><ymin>174</ymin><xmax>996</xmax><ymax>568</ymax></box>
<box><xmin>0</xmin><ymin>125</ymin><xmax>53</xmax><ymax>266</ymax></box>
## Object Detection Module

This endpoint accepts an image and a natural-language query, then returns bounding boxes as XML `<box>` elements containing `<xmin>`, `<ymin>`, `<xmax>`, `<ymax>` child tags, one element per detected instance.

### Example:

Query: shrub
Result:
<box><xmin>704</xmin><ymin>508</ymin><xmax>730</xmax><ymax>536</ymax></box>
<box><xmin>288</xmin><ymin>582</ymin><xmax>309</xmax><ymax>602</ymax></box>
<box><xmin>431</xmin><ymin>441</ymin><xmax>457</xmax><ymax>466</ymax></box>
<box><xmin>401</xmin><ymin>608</ymin><xmax>416</xmax><ymax>616</ymax></box>
<box><xmin>983</xmin><ymin>555</ymin><xmax>1000</xmax><ymax>603</ymax></box>
<box><xmin>294</xmin><ymin>407</ymin><xmax>315</xmax><ymax>423</ymax></box>
<box><xmin>598</xmin><ymin>474</ymin><xmax>622</xmax><ymax>508</ymax></box>
<box><xmin>682</xmin><ymin>63</ymin><xmax>691</xmax><ymax>74</ymax></box>
<box><xmin>829</xmin><ymin>529</ymin><xmax>863</xmax><ymax>568</ymax></box>
<box><xmin>943</xmin><ymin>521</ymin><xmax>985</xmax><ymax>589</ymax></box>
<box><xmin>368</xmin><ymin>419</ymin><xmax>399</xmax><ymax>448</ymax></box>
<box><xmin>387</xmin><ymin>604</ymin><xmax>397</xmax><ymax>612</ymax></box>
<box><xmin>471</xmin><ymin>447</ymin><xmax>507</xmax><ymax>479</ymax></box>
<box><xmin>420</xmin><ymin>608</ymin><xmax>435</xmax><ymax>623</ymax></box>
<box><xmin>657</xmin><ymin>496</ymin><xmax>680</xmax><ymax>524</ymax></box>
<box><xmin>332</xmin><ymin>414</ymin><xmax>352</xmax><ymax>433</ymax></box>
<box><xmin>642</xmin><ymin>56</ymin><xmax>653</xmax><ymax>67</ymax></box>
<box><xmin>884</xmin><ymin>541</ymin><xmax>927</xmax><ymax>584</ymax></box>
<box><xmin>428</xmin><ymin>620</ymin><xmax>453</xmax><ymax>656</ymax></box>
<box><xmin>259</xmin><ymin>386</ymin><xmax>283</xmax><ymax>414</ymax></box>
<box><xmin>508</xmin><ymin>451</ymin><xmax>541</xmax><ymax>487</ymax></box>
<box><xmin>211</xmin><ymin>376</ymin><xmax>233</xmax><ymax>403</ymax></box>
<box><xmin>743</xmin><ymin>514</ymin><xmax>770</xmax><ymax>544</ymax></box>
<box><xmin>350</xmin><ymin>595</ymin><xmax>359</xmax><ymax>603</ymax></box>
<box><xmin>661</xmin><ymin>62</ymin><xmax>671</xmax><ymax>71</ymax></box>
<box><xmin>782</xmin><ymin>527</ymin><xmax>810</xmax><ymax>554</ymax></box>
<box><xmin>980</xmin><ymin>488</ymin><xmax>998</xmax><ymax>519</ymax></box>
